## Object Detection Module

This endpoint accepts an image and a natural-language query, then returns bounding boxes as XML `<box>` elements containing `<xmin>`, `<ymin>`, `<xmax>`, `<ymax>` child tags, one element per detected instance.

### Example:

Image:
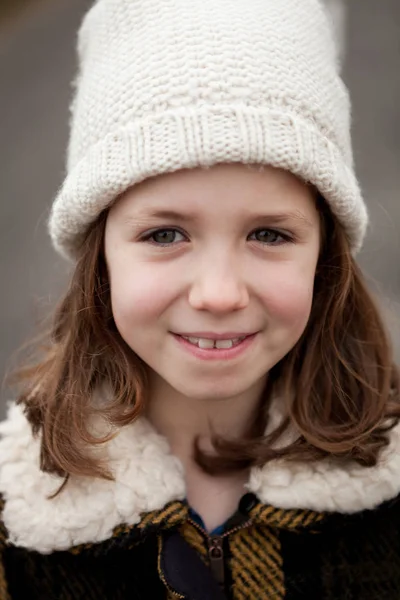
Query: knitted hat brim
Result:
<box><xmin>49</xmin><ymin>106</ymin><xmax>368</xmax><ymax>260</ymax></box>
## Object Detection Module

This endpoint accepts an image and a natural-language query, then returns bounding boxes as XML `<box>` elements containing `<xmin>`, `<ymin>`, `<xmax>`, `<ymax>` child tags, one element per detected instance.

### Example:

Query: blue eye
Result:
<box><xmin>249</xmin><ymin>229</ymin><xmax>290</xmax><ymax>245</ymax></box>
<box><xmin>146</xmin><ymin>228</ymin><xmax>186</xmax><ymax>246</ymax></box>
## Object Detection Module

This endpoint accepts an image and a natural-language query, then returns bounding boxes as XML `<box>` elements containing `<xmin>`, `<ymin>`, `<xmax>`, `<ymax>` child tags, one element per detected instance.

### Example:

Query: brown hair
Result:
<box><xmin>8</xmin><ymin>199</ymin><xmax>400</xmax><ymax>488</ymax></box>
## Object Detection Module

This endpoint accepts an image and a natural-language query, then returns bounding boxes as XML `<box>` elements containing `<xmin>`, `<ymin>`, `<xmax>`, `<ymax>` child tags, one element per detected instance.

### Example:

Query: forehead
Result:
<box><xmin>110</xmin><ymin>163</ymin><xmax>317</xmax><ymax>221</ymax></box>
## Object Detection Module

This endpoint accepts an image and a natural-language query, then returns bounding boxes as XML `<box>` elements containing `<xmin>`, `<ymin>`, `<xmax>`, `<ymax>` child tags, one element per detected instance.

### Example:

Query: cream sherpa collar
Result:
<box><xmin>0</xmin><ymin>402</ymin><xmax>400</xmax><ymax>554</ymax></box>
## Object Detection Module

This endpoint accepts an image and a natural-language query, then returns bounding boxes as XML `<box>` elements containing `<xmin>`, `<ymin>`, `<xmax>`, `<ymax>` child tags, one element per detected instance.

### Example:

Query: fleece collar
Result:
<box><xmin>1</xmin><ymin>402</ymin><xmax>400</xmax><ymax>554</ymax></box>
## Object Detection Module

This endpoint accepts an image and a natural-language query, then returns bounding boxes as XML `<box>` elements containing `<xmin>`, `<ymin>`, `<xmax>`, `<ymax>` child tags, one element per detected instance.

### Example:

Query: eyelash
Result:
<box><xmin>140</xmin><ymin>227</ymin><xmax>293</xmax><ymax>247</ymax></box>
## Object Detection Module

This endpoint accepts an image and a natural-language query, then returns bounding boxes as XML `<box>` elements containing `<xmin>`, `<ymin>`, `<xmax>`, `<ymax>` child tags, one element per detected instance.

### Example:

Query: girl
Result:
<box><xmin>1</xmin><ymin>0</ymin><xmax>399</xmax><ymax>598</ymax></box>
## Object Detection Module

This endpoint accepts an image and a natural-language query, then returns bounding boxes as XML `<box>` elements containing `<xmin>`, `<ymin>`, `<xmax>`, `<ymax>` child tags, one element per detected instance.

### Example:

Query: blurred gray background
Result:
<box><xmin>0</xmin><ymin>0</ymin><xmax>399</xmax><ymax>413</ymax></box>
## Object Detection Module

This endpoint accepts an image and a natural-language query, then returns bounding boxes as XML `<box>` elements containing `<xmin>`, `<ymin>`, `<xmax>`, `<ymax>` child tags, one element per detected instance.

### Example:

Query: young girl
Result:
<box><xmin>1</xmin><ymin>0</ymin><xmax>399</xmax><ymax>598</ymax></box>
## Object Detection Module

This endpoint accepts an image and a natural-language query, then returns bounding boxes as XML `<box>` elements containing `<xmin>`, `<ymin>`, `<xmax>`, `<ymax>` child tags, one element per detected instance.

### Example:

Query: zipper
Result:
<box><xmin>208</xmin><ymin>536</ymin><xmax>225</xmax><ymax>586</ymax></box>
<box><xmin>187</xmin><ymin>517</ymin><xmax>252</xmax><ymax>590</ymax></box>
<box><xmin>158</xmin><ymin>568</ymin><xmax>186</xmax><ymax>599</ymax></box>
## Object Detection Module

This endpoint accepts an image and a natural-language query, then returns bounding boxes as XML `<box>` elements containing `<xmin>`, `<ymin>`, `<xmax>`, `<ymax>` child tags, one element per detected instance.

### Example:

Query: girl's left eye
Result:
<box><xmin>248</xmin><ymin>228</ymin><xmax>290</xmax><ymax>245</ymax></box>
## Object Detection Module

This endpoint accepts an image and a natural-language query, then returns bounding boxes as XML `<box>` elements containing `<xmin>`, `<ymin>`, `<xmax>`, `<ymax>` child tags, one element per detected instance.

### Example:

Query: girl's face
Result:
<box><xmin>105</xmin><ymin>163</ymin><xmax>320</xmax><ymax>401</ymax></box>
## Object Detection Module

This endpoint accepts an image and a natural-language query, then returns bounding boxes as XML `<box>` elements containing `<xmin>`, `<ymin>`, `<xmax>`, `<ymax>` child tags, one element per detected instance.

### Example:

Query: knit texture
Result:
<box><xmin>49</xmin><ymin>0</ymin><xmax>368</xmax><ymax>260</ymax></box>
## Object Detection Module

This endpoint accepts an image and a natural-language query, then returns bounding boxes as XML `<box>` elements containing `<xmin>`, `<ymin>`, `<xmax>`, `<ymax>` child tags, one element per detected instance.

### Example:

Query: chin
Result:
<box><xmin>173</xmin><ymin>377</ymin><xmax>261</xmax><ymax>402</ymax></box>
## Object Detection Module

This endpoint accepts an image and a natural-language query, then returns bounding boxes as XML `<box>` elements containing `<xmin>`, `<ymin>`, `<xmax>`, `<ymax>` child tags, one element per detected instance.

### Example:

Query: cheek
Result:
<box><xmin>108</xmin><ymin>262</ymin><xmax>177</xmax><ymax>326</ymax></box>
<box><xmin>260</xmin><ymin>265</ymin><xmax>315</xmax><ymax>326</ymax></box>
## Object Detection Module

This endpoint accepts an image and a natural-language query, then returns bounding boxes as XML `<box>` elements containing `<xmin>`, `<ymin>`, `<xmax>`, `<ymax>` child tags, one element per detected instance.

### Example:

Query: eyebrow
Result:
<box><xmin>126</xmin><ymin>210</ymin><xmax>198</xmax><ymax>224</ymax></box>
<box><xmin>124</xmin><ymin>208</ymin><xmax>314</xmax><ymax>228</ymax></box>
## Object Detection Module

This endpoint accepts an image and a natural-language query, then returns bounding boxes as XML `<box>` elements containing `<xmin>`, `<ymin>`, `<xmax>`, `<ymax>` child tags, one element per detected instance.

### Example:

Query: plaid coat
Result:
<box><xmin>1</xmin><ymin>402</ymin><xmax>400</xmax><ymax>599</ymax></box>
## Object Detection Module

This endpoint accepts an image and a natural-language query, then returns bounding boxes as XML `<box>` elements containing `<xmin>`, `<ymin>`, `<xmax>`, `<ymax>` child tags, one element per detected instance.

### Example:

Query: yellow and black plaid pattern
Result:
<box><xmin>166</xmin><ymin>501</ymin><xmax>325</xmax><ymax>600</ymax></box>
<box><xmin>136</xmin><ymin>501</ymin><xmax>188</xmax><ymax>534</ymax></box>
<box><xmin>230</xmin><ymin>524</ymin><xmax>284</xmax><ymax>599</ymax></box>
<box><xmin>228</xmin><ymin>504</ymin><xmax>324</xmax><ymax>599</ymax></box>
<box><xmin>1</xmin><ymin>488</ymin><xmax>325</xmax><ymax>600</ymax></box>
<box><xmin>147</xmin><ymin>500</ymin><xmax>325</xmax><ymax>599</ymax></box>
<box><xmin>249</xmin><ymin>503</ymin><xmax>325</xmax><ymax>532</ymax></box>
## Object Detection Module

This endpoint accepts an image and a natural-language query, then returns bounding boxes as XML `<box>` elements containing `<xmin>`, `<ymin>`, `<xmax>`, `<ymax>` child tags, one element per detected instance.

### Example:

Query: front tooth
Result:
<box><xmin>215</xmin><ymin>339</ymin><xmax>234</xmax><ymax>349</ymax></box>
<box><xmin>198</xmin><ymin>338</ymin><xmax>215</xmax><ymax>349</ymax></box>
<box><xmin>188</xmin><ymin>337</ymin><xmax>199</xmax><ymax>345</ymax></box>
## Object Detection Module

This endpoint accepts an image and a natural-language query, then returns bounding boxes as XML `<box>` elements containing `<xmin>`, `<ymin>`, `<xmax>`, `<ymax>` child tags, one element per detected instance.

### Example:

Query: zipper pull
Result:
<box><xmin>208</xmin><ymin>536</ymin><xmax>225</xmax><ymax>588</ymax></box>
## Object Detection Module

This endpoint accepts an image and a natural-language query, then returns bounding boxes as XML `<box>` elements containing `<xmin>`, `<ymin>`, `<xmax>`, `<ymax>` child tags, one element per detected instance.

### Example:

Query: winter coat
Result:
<box><xmin>1</xmin><ymin>402</ymin><xmax>400</xmax><ymax>600</ymax></box>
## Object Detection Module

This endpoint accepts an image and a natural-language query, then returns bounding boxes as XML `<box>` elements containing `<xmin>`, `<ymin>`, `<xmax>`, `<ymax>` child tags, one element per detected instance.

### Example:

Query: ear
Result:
<box><xmin>320</xmin><ymin>0</ymin><xmax>347</xmax><ymax>70</ymax></box>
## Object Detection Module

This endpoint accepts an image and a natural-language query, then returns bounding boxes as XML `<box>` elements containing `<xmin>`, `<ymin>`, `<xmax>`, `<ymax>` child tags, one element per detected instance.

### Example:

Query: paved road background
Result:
<box><xmin>0</xmin><ymin>0</ymin><xmax>399</xmax><ymax>412</ymax></box>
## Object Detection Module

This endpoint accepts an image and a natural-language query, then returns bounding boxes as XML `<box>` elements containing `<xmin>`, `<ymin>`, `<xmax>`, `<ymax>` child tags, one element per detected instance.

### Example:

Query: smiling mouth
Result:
<box><xmin>180</xmin><ymin>336</ymin><xmax>247</xmax><ymax>350</ymax></box>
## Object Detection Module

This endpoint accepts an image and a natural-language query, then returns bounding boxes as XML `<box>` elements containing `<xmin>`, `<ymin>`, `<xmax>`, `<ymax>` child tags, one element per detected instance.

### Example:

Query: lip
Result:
<box><xmin>172</xmin><ymin>333</ymin><xmax>258</xmax><ymax>361</ymax></box>
<box><xmin>173</xmin><ymin>332</ymin><xmax>256</xmax><ymax>340</ymax></box>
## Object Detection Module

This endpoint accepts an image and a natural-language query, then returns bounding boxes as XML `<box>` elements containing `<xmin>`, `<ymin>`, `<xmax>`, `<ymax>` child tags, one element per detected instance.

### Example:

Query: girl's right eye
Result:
<box><xmin>142</xmin><ymin>228</ymin><xmax>187</xmax><ymax>246</ymax></box>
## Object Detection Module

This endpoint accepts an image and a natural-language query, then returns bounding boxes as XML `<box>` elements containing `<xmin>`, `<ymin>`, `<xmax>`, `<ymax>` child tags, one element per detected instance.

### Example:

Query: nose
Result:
<box><xmin>188</xmin><ymin>255</ymin><xmax>249</xmax><ymax>313</ymax></box>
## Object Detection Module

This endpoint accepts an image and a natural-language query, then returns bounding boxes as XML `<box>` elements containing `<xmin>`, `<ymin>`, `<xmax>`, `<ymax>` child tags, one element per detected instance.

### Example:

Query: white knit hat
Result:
<box><xmin>49</xmin><ymin>0</ymin><xmax>368</xmax><ymax>260</ymax></box>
